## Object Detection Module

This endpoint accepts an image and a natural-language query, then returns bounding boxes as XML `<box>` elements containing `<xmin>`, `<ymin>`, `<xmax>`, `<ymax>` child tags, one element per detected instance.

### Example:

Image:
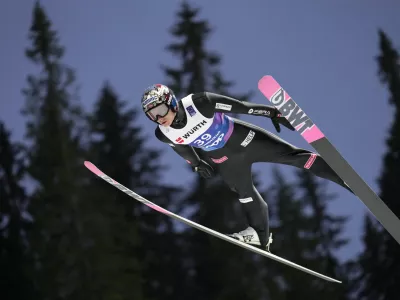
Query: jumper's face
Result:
<box><xmin>157</xmin><ymin>109</ymin><xmax>176</xmax><ymax>127</ymax></box>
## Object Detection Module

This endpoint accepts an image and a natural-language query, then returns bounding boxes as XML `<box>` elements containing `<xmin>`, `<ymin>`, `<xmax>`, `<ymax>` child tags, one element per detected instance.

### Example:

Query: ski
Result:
<box><xmin>84</xmin><ymin>160</ymin><xmax>341</xmax><ymax>284</ymax></box>
<box><xmin>258</xmin><ymin>75</ymin><xmax>400</xmax><ymax>246</ymax></box>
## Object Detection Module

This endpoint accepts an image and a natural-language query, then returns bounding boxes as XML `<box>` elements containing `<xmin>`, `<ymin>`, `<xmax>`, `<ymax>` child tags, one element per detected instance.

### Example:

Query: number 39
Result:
<box><xmin>193</xmin><ymin>133</ymin><xmax>212</xmax><ymax>146</ymax></box>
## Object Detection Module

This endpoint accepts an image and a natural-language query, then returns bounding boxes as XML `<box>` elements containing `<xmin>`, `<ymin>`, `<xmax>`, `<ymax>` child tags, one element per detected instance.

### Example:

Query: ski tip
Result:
<box><xmin>258</xmin><ymin>74</ymin><xmax>272</xmax><ymax>81</ymax></box>
<box><xmin>331</xmin><ymin>279</ymin><xmax>342</xmax><ymax>284</ymax></box>
<box><xmin>258</xmin><ymin>75</ymin><xmax>282</xmax><ymax>101</ymax></box>
<box><xmin>257</xmin><ymin>75</ymin><xmax>273</xmax><ymax>88</ymax></box>
<box><xmin>84</xmin><ymin>161</ymin><xmax>104</xmax><ymax>176</ymax></box>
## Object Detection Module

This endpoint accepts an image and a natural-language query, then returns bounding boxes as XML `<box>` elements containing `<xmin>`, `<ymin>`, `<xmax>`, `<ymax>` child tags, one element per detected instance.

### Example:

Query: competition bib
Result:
<box><xmin>159</xmin><ymin>94</ymin><xmax>234</xmax><ymax>151</ymax></box>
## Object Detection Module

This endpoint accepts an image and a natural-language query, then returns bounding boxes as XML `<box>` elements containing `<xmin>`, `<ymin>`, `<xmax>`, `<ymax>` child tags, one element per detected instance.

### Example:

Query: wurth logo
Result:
<box><xmin>176</xmin><ymin>120</ymin><xmax>208</xmax><ymax>144</ymax></box>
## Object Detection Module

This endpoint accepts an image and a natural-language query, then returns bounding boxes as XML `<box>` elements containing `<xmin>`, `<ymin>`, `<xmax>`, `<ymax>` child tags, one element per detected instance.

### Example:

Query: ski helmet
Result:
<box><xmin>141</xmin><ymin>84</ymin><xmax>178</xmax><ymax>122</ymax></box>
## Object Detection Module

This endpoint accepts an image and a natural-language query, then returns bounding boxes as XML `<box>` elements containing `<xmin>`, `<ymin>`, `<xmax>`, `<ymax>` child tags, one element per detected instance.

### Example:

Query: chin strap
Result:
<box><xmin>171</xmin><ymin>102</ymin><xmax>186</xmax><ymax>128</ymax></box>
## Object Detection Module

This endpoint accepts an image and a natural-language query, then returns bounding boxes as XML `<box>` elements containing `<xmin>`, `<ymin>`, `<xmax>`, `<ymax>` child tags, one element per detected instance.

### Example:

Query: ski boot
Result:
<box><xmin>226</xmin><ymin>226</ymin><xmax>273</xmax><ymax>252</ymax></box>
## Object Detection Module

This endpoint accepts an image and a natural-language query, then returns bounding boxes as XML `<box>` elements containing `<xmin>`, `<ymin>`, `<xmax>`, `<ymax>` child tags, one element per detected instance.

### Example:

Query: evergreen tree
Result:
<box><xmin>162</xmin><ymin>2</ymin><xmax>263</xmax><ymax>299</ymax></box>
<box><xmin>83</xmin><ymin>82</ymin><xmax>145</xmax><ymax>300</ymax></box>
<box><xmin>263</xmin><ymin>168</ymin><xmax>352</xmax><ymax>300</ymax></box>
<box><xmin>356</xmin><ymin>29</ymin><xmax>400</xmax><ymax>300</ymax></box>
<box><xmin>0</xmin><ymin>121</ymin><xmax>39</xmax><ymax>300</ymax></box>
<box><xmin>21</xmin><ymin>2</ymin><xmax>90</xmax><ymax>299</ymax></box>
<box><xmin>86</xmin><ymin>82</ymin><xmax>185</xmax><ymax>300</ymax></box>
<box><xmin>162</xmin><ymin>1</ymin><xmax>251</xmax><ymax>101</ymax></box>
<box><xmin>264</xmin><ymin>168</ymin><xmax>312</xmax><ymax>299</ymax></box>
<box><xmin>295</xmin><ymin>169</ymin><xmax>352</xmax><ymax>299</ymax></box>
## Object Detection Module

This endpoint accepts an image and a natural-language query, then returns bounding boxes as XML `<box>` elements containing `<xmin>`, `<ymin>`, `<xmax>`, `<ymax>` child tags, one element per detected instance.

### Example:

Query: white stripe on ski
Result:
<box><xmin>84</xmin><ymin>160</ymin><xmax>341</xmax><ymax>284</ymax></box>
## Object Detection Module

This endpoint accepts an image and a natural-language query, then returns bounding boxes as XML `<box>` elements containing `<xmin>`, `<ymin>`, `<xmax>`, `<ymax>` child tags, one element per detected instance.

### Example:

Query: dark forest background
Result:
<box><xmin>1</xmin><ymin>2</ymin><xmax>399</xmax><ymax>300</ymax></box>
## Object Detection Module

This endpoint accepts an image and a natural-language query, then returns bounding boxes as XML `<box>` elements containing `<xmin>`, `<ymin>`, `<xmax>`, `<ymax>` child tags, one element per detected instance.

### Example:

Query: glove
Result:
<box><xmin>192</xmin><ymin>160</ymin><xmax>214</xmax><ymax>179</ymax></box>
<box><xmin>270</xmin><ymin>108</ymin><xmax>295</xmax><ymax>133</ymax></box>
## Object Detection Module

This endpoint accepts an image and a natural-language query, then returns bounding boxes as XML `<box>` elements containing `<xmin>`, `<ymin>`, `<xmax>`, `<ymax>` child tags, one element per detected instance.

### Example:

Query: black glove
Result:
<box><xmin>192</xmin><ymin>160</ymin><xmax>214</xmax><ymax>179</ymax></box>
<box><xmin>270</xmin><ymin>108</ymin><xmax>295</xmax><ymax>133</ymax></box>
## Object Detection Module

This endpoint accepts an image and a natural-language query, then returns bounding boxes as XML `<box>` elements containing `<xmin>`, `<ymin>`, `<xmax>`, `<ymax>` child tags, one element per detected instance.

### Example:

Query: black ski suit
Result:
<box><xmin>155</xmin><ymin>92</ymin><xmax>351</xmax><ymax>247</ymax></box>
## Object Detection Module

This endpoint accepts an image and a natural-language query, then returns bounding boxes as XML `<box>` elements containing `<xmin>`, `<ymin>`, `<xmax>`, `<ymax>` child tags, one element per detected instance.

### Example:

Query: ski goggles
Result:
<box><xmin>145</xmin><ymin>103</ymin><xmax>170</xmax><ymax>121</ymax></box>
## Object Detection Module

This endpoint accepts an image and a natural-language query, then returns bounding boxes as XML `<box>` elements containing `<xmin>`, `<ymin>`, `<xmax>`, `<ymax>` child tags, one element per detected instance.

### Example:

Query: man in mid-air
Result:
<box><xmin>140</xmin><ymin>84</ymin><xmax>352</xmax><ymax>252</ymax></box>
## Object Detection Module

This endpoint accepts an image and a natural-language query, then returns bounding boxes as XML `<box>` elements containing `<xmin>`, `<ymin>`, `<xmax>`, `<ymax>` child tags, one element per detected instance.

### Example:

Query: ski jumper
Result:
<box><xmin>155</xmin><ymin>92</ymin><xmax>351</xmax><ymax>247</ymax></box>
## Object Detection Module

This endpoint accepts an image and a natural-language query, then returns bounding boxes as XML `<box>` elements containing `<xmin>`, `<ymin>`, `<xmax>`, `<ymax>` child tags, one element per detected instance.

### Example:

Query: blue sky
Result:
<box><xmin>1</xmin><ymin>0</ymin><xmax>399</xmax><ymax>261</ymax></box>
